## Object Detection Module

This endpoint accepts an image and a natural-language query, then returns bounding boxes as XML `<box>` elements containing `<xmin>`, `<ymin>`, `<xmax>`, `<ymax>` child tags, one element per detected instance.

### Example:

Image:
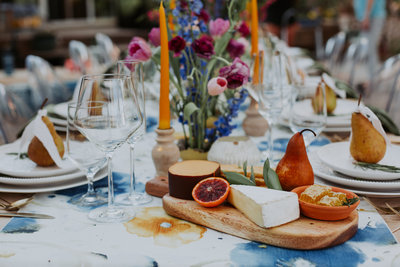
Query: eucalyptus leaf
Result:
<box><xmin>183</xmin><ymin>102</ymin><xmax>199</xmax><ymax>121</ymax></box>
<box><xmin>263</xmin><ymin>159</ymin><xmax>282</xmax><ymax>190</ymax></box>
<box><xmin>250</xmin><ymin>166</ymin><xmax>255</xmax><ymax>184</ymax></box>
<box><xmin>335</xmin><ymin>80</ymin><xmax>358</xmax><ymax>99</ymax></box>
<box><xmin>224</xmin><ymin>171</ymin><xmax>256</xmax><ymax>186</ymax></box>
<box><xmin>243</xmin><ymin>161</ymin><xmax>248</xmax><ymax>177</ymax></box>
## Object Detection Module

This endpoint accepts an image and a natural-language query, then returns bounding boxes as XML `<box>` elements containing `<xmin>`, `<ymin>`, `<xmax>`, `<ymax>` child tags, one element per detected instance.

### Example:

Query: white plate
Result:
<box><xmin>310</xmin><ymin>152</ymin><xmax>400</xmax><ymax>190</ymax></box>
<box><xmin>0</xmin><ymin>168</ymin><xmax>106</xmax><ymax>193</ymax></box>
<box><xmin>314</xmin><ymin>176</ymin><xmax>400</xmax><ymax>198</ymax></box>
<box><xmin>0</xmin><ymin>169</ymin><xmax>85</xmax><ymax>185</ymax></box>
<box><xmin>296</xmin><ymin>58</ymin><xmax>314</xmax><ymax>70</ymax></box>
<box><xmin>48</xmin><ymin>117</ymin><xmax>67</xmax><ymax>127</ymax></box>
<box><xmin>0</xmin><ymin>141</ymin><xmax>77</xmax><ymax>178</ymax></box>
<box><xmin>317</xmin><ymin>142</ymin><xmax>400</xmax><ymax>180</ymax></box>
<box><xmin>51</xmin><ymin>102</ymin><xmax>69</xmax><ymax>119</ymax></box>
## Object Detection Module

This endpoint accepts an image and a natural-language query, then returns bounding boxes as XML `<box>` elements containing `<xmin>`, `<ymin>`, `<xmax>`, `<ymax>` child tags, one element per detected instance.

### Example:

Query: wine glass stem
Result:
<box><xmin>106</xmin><ymin>152</ymin><xmax>115</xmax><ymax>208</ymax></box>
<box><xmin>86</xmin><ymin>172</ymin><xmax>95</xmax><ymax>195</ymax></box>
<box><xmin>268</xmin><ymin>122</ymin><xmax>274</xmax><ymax>163</ymax></box>
<box><xmin>129</xmin><ymin>143</ymin><xmax>136</xmax><ymax>197</ymax></box>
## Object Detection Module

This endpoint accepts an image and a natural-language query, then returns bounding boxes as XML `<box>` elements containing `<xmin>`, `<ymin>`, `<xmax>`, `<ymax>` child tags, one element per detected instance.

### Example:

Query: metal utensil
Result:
<box><xmin>0</xmin><ymin>212</ymin><xmax>54</xmax><ymax>219</ymax></box>
<box><xmin>0</xmin><ymin>196</ymin><xmax>33</xmax><ymax>211</ymax></box>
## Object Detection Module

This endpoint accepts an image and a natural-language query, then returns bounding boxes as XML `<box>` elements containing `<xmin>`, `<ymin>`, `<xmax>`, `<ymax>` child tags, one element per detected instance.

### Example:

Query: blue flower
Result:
<box><xmin>199</xmin><ymin>20</ymin><xmax>208</xmax><ymax>33</ymax></box>
<box><xmin>190</xmin><ymin>0</ymin><xmax>204</xmax><ymax>14</ymax></box>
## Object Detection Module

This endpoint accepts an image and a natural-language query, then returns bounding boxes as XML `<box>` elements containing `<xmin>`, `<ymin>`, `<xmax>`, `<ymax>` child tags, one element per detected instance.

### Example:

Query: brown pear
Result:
<box><xmin>276</xmin><ymin>129</ymin><xmax>315</xmax><ymax>191</ymax></box>
<box><xmin>27</xmin><ymin>116</ymin><xmax>65</xmax><ymax>166</ymax></box>
<box><xmin>350</xmin><ymin>112</ymin><xmax>386</xmax><ymax>163</ymax></box>
<box><xmin>311</xmin><ymin>82</ymin><xmax>337</xmax><ymax>114</ymax></box>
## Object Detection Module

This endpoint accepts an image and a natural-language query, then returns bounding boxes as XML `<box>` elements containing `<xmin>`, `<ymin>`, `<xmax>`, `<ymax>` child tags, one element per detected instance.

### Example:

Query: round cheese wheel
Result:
<box><xmin>168</xmin><ymin>160</ymin><xmax>221</xmax><ymax>200</ymax></box>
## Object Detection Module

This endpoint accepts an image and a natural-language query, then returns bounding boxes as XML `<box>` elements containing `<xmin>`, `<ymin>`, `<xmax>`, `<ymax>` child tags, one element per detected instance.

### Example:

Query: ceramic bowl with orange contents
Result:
<box><xmin>291</xmin><ymin>185</ymin><xmax>360</xmax><ymax>221</ymax></box>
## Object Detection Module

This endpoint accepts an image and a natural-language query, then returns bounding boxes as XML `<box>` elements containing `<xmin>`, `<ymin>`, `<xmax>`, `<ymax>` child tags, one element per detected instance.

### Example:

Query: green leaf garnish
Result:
<box><xmin>223</xmin><ymin>171</ymin><xmax>256</xmax><ymax>186</ymax></box>
<box><xmin>243</xmin><ymin>160</ymin><xmax>247</xmax><ymax>177</ymax></box>
<box><xmin>263</xmin><ymin>159</ymin><xmax>283</xmax><ymax>190</ymax></box>
<box><xmin>343</xmin><ymin>197</ymin><xmax>359</xmax><ymax>207</ymax></box>
<box><xmin>353</xmin><ymin>161</ymin><xmax>400</xmax><ymax>173</ymax></box>
<box><xmin>250</xmin><ymin>166</ymin><xmax>255</xmax><ymax>184</ymax></box>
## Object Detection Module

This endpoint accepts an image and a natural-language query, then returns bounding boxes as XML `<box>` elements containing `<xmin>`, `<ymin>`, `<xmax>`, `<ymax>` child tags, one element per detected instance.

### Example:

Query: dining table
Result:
<box><xmin>0</xmin><ymin>54</ymin><xmax>399</xmax><ymax>266</ymax></box>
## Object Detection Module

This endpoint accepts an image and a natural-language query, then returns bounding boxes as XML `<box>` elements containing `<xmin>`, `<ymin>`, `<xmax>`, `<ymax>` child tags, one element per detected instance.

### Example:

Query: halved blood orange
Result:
<box><xmin>192</xmin><ymin>177</ymin><xmax>230</xmax><ymax>208</ymax></box>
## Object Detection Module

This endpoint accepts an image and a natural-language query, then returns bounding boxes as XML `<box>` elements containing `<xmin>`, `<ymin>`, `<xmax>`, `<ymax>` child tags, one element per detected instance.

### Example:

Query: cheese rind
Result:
<box><xmin>228</xmin><ymin>185</ymin><xmax>299</xmax><ymax>228</ymax></box>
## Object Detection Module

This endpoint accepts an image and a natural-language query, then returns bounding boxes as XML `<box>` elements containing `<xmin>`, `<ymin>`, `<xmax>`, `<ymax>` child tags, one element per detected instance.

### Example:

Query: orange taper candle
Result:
<box><xmin>250</xmin><ymin>0</ymin><xmax>259</xmax><ymax>56</ymax></box>
<box><xmin>159</xmin><ymin>1</ymin><xmax>170</xmax><ymax>129</ymax></box>
<box><xmin>169</xmin><ymin>0</ymin><xmax>176</xmax><ymax>32</ymax></box>
<box><xmin>251</xmin><ymin>0</ymin><xmax>259</xmax><ymax>84</ymax></box>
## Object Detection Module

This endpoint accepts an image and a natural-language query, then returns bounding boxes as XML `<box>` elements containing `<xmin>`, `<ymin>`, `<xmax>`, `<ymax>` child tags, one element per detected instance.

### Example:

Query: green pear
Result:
<box><xmin>350</xmin><ymin>112</ymin><xmax>386</xmax><ymax>163</ymax></box>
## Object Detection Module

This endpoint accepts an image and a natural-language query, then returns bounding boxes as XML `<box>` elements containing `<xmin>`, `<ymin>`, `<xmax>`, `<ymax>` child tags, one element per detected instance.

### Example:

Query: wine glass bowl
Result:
<box><xmin>66</xmin><ymin>102</ymin><xmax>107</xmax><ymax>207</ymax></box>
<box><xmin>116</xmin><ymin>59</ymin><xmax>152</xmax><ymax>205</ymax></box>
<box><xmin>74</xmin><ymin>74</ymin><xmax>143</xmax><ymax>223</ymax></box>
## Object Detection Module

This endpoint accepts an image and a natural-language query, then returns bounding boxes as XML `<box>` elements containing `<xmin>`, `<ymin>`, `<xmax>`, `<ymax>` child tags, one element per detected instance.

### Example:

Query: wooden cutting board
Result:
<box><xmin>163</xmin><ymin>194</ymin><xmax>359</xmax><ymax>250</ymax></box>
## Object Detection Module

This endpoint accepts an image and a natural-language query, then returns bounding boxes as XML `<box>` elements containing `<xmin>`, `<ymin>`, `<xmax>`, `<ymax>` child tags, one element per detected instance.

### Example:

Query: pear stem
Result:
<box><xmin>358</xmin><ymin>94</ymin><xmax>362</xmax><ymax>107</ymax></box>
<box><xmin>300</xmin><ymin>129</ymin><xmax>316</xmax><ymax>137</ymax></box>
<box><xmin>40</xmin><ymin>98</ymin><xmax>48</xmax><ymax>110</ymax></box>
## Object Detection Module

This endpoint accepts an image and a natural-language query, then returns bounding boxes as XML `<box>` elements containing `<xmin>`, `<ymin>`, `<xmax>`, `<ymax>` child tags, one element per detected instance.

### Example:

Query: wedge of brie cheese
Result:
<box><xmin>228</xmin><ymin>185</ymin><xmax>300</xmax><ymax>228</ymax></box>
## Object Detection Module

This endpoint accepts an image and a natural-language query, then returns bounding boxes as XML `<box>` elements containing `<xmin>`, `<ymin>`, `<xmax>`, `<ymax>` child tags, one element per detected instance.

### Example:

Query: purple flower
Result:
<box><xmin>209</xmin><ymin>18</ymin><xmax>230</xmax><ymax>38</ymax></box>
<box><xmin>227</xmin><ymin>39</ymin><xmax>245</xmax><ymax>59</ymax></box>
<box><xmin>219</xmin><ymin>58</ymin><xmax>250</xmax><ymax>89</ymax></box>
<box><xmin>169</xmin><ymin>36</ymin><xmax>186</xmax><ymax>57</ymax></box>
<box><xmin>148</xmin><ymin>27</ymin><xmax>160</xmax><ymax>47</ymax></box>
<box><xmin>207</xmin><ymin>77</ymin><xmax>227</xmax><ymax>96</ymax></box>
<box><xmin>237</xmin><ymin>22</ymin><xmax>250</xmax><ymax>37</ymax></box>
<box><xmin>127</xmin><ymin>37</ymin><xmax>152</xmax><ymax>61</ymax></box>
<box><xmin>197</xmin><ymin>9</ymin><xmax>210</xmax><ymax>23</ymax></box>
<box><xmin>191</xmin><ymin>35</ymin><xmax>214</xmax><ymax>60</ymax></box>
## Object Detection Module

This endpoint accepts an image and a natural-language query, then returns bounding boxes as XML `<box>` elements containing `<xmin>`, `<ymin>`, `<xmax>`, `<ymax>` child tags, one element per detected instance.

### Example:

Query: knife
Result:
<box><xmin>0</xmin><ymin>212</ymin><xmax>54</xmax><ymax>219</ymax></box>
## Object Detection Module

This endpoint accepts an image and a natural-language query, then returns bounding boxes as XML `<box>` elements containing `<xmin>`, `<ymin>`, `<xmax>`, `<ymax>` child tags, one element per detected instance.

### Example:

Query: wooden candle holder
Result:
<box><xmin>242</xmin><ymin>97</ymin><xmax>269</xmax><ymax>137</ymax></box>
<box><xmin>146</xmin><ymin>128</ymin><xmax>179</xmax><ymax>197</ymax></box>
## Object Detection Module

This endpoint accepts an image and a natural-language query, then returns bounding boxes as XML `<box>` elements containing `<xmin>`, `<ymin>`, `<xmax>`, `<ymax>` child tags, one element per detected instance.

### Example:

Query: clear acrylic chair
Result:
<box><xmin>364</xmin><ymin>54</ymin><xmax>400</xmax><ymax>110</ymax></box>
<box><xmin>387</xmin><ymin>74</ymin><xmax>400</xmax><ymax>127</ymax></box>
<box><xmin>25</xmin><ymin>55</ymin><xmax>72</xmax><ymax>108</ymax></box>
<box><xmin>337</xmin><ymin>36</ymin><xmax>369</xmax><ymax>88</ymax></box>
<box><xmin>69</xmin><ymin>40</ymin><xmax>90</xmax><ymax>75</ymax></box>
<box><xmin>0</xmin><ymin>83</ymin><xmax>34</xmax><ymax>143</ymax></box>
<box><xmin>324</xmin><ymin>31</ymin><xmax>346</xmax><ymax>74</ymax></box>
<box><xmin>95</xmin><ymin>33</ymin><xmax>114</xmax><ymax>65</ymax></box>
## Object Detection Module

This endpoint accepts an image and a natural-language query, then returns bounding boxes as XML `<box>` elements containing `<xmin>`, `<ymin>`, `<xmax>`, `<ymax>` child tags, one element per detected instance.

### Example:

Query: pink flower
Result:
<box><xmin>207</xmin><ymin>77</ymin><xmax>227</xmax><ymax>96</ymax></box>
<box><xmin>169</xmin><ymin>36</ymin><xmax>186</xmax><ymax>57</ymax></box>
<box><xmin>237</xmin><ymin>22</ymin><xmax>250</xmax><ymax>37</ymax></box>
<box><xmin>219</xmin><ymin>58</ymin><xmax>250</xmax><ymax>89</ymax></box>
<box><xmin>209</xmin><ymin>18</ymin><xmax>230</xmax><ymax>38</ymax></box>
<box><xmin>191</xmin><ymin>35</ymin><xmax>214</xmax><ymax>60</ymax></box>
<box><xmin>227</xmin><ymin>39</ymin><xmax>245</xmax><ymax>59</ymax></box>
<box><xmin>127</xmin><ymin>37</ymin><xmax>152</xmax><ymax>61</ymax></box>
<box><xmin>148</xmin><ymin>27</ymin><xmax>160</xmax><ymax>47</ymax></box>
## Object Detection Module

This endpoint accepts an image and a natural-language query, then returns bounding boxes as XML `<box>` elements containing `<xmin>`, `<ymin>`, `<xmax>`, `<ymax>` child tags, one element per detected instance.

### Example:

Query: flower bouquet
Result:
<box><xmin>127</xmin><ymin>0</ymin><xmax>251</xmax><ymax>154</ymax></box>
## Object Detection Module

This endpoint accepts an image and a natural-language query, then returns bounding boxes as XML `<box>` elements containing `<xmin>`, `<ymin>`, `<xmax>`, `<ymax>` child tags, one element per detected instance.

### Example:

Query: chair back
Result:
<box><xmin>324</xmin><ymin>31</ymin><xmax>346</xmax><ymax>72</ymax></box>
<box><xmin>25</xmin><ymin>55</ymin><xmax>71</xmax><ymax>108</ymax></box>
<box><xmin>95</xmin><ymin>33</ymin><xmax>114</xmax><ymax>65</ymax></box>
<box><xmin>0</xmin><ymin>83</ymin><xmax>34</xmax><ymax>143</ymax></box>
<box><xmin>69</xmin><ymin>40</ymin><xmax>90</xmax><ymax>74</ymax></box>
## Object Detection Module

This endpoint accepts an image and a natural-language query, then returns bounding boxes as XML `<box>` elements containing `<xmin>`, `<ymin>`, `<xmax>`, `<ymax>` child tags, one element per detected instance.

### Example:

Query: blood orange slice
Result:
<box><xmin>192</xmin><ymin>177</ymin><xmax>230</xmax><ymax>208</ymax></box>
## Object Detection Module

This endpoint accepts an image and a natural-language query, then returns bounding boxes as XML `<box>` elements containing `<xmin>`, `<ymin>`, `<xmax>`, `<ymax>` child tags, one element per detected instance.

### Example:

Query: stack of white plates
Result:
<box><xmin>0</xmin><ymin>140</ymin><xmax>106</xmax><ymax>193</ymax></box>
<box><xmin>310</xmin><ymin>142</ymin><xmax>400</xmax><ymax>198</ymax></box>
<box><xmin>47</xmin><ymin>102</ymin><xmax>69</xmax><ymax>132</ymax></box>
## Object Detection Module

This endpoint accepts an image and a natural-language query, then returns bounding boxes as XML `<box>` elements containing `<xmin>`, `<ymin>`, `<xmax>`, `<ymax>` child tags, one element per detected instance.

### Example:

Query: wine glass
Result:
<box><xmin>115</xmin><ymin>59</ymin><xmax>152</xmax><ymax>205</ymax></box>
<box><xmin>74</xmin><ymin>74</ymin><xmax>143</xmax><ymax>223</ymax></box>
<box><xmin>67</xmin><ymin>102</ymin><xmax>107</xmax><ymax>207</ymax></box>
<box><xmin>257</xmin><ymin>50</ymin><xmax>285</xmax><ymax>165</ymax></box>
<box><xmin>289</xmin><ymin>82</ymin><xmax>327</xmax><ymax>146</ymax></box>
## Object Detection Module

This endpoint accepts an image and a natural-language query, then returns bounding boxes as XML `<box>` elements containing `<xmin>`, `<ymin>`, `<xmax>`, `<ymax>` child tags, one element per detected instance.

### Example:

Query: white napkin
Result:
<box><xmin>322</xmin><ymin>73</ymin><xmax>346</xmax><ymax>99</ymax></box>
<box><xmin>355</xmin><ymin>104</ymin><xmax>390</xmax><ymax>145</ymax></box>
<box><xmin>19</xmin><ymin>109</ymin><xmax>66</xmax><ymax>168</ymax></box>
